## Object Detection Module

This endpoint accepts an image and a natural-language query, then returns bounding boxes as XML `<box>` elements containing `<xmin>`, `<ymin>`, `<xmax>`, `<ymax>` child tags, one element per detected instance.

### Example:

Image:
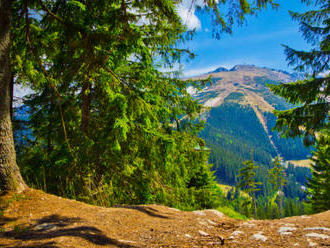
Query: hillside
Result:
<box><xmin>189</xmin><ymin>65</ymin><xmax>311</xmax><ymax>185</ymax></box>
<box><xmin>1</xmin><ymin>189</ymin><xmax>329</xmax><ymax>247</ymax></box>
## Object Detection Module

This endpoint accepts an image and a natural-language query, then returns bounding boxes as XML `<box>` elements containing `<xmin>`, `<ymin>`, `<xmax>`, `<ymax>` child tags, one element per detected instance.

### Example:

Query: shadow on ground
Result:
<box><xmin>115</xmin><ymin>205</ymin><xmax>170</xmax><ymax>219</ymax></box>
<box><xmin>2</xmin><ymin>214</ymin><xmax>139</xmax><ymax>248</ymax></box>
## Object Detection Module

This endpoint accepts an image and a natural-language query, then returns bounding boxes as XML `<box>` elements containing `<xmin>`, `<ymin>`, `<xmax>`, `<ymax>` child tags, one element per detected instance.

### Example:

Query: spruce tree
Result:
<box><xmin>268</xmin><ymin>0</ymin><xmax>329</xmax><ymax>213</ymax></box>
<box><xmin>307</xmin><ymin>130</ymin><xmax>330</xmax><ymax>212</ymax></box>
<box><xmin>268</xmin><ymin>156</ymin><xmax>287</xmax><ymax>217</ymax></box>
<box><xmin>268</xmin><ymin>0</ymin><xmax>329</xmax><ymax>145</ymax></box>
<box><xmin>237</xmin><ymin>160</ymin><xmax>261</xmax><ymax>218</ymax></box>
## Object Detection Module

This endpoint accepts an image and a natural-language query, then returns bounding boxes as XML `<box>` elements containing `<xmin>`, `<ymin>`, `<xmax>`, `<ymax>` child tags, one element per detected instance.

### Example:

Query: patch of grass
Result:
<box><xmin>216</xmin><ymin>206</ymin><xmax>249</xmax><ymax>220</ymax></box>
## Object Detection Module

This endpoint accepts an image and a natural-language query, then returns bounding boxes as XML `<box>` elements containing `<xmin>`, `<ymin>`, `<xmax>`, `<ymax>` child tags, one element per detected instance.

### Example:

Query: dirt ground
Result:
<box><xmin>0</xmin><ymin>189</ymin><xmax>329</xmax><ymax>247</ymax></box>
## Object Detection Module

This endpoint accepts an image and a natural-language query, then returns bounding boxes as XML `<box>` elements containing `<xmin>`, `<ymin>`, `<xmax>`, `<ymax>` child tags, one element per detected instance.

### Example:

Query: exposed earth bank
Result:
<box><xmin>0</xmin><ymin>189</ymin><xmax>329</xmax><ymax>247</ymax></box>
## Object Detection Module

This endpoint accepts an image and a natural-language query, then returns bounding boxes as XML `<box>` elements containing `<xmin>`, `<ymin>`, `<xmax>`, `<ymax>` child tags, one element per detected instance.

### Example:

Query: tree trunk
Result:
<box><xmin>0</xmin><ymin>0</ymin><xmax>26</xmax><ymax>193</ymax></box>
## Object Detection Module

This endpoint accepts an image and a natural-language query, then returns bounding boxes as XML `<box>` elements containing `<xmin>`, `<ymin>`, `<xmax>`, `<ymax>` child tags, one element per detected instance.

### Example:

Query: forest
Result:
<box><xmin>0</xmin><ymin>0</ymin><xmax>329</xmax><ymax>220</ymax></box>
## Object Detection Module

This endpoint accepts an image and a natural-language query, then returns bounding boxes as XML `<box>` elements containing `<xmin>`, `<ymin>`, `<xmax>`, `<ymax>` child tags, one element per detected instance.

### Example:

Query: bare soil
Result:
<box><xmin>0</xmin><ymin>189</ymin><xmax>329</xmax><ymax>247</ymax></box>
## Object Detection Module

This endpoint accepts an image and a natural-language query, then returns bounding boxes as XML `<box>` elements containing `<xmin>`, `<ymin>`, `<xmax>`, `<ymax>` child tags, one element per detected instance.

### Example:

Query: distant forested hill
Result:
<box><xmin>190</xmin><ymin>65</ymin><xmax>311</xmax><ymax>185</ymax></box>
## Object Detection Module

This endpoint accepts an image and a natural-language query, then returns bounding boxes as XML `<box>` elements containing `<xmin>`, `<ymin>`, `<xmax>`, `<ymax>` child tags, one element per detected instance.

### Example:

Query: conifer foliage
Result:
<box><xmin>268</xmin><ymin>0</ymin><xmax>329</xmax><ymax>145</ymax></box>
<box><xmin>7</xmin><ymin>0</ymin><xmax>277</xmax><ymax>207</ymax></box>
<box><xmin>269</xmin><ymin>0</ymin><xmax>329</xmax><ymax>212</ymax></box>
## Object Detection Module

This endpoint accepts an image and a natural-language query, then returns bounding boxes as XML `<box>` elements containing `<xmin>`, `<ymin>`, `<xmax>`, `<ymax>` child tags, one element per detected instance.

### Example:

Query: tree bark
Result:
<box><xmin>0</xmin><ymin>0</ymin><xmax>26</xmax><ymax>193</ymax></box>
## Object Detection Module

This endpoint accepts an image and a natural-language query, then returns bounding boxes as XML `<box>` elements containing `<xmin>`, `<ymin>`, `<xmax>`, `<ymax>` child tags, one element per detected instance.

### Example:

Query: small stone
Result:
<box><xmin>280</xmin><ymin>232</ymin><xmax>292</xmax><ymax>235</ymax></box>
<box><xmin>278</xmin><ymin>227</ymin><xmax>297</xmax><ymax>233</ymax></box>
<box><xmin>305</xmin><ymin>233</ymin><xmax>329</xmax><ymax>239</ymax></box>
<box><xmin>193</xmin><ymin>211</ymin><xmax>206</xmax><ymax>216</ymax></box>
<box><xmin>307</xmin><ymin>238</ymin><xmax>318</xmax><ymax>247</ymax></box>
<box><xmin>198</xmin><ymin>230</ymin><xmax>209</xmax><ymax>236</ymax></box>
<box><xmin>185</xmin><ymin>234</ymin><xmax>192</xmax><ymax>238</ymax></box>
<box><xmin>35</xmin><ymin>223</ymin><xmax>57</xmax><ymax>231</ymax></box>
<box><xmin>229</xmin><ymin>230</ymin><xmax>244</xmax><ymax>239</ymax></box>
<box><xmin>207</xmin><ymin>219</ymin><xmax>216</xmax><ymax>225</ymax></box>
<box><xmin>304</xmin><ymin>227</ymin><xmax>330</xmax><ymax>232</ymax></box>
<box><xmin>242</xmin><ymin>222</ymin><xmax>256</xmax><ymax>227</ymax></box>
<box><xmin>251</xmin><ymin>232</ymin><xmax>267</xmax><ymax>242</ymax></box>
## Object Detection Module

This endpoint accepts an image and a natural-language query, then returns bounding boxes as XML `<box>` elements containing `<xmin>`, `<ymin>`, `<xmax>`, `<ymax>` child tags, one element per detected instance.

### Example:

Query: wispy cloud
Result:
<box><xmin>176</xmin><ymin>0</ymin><xmax>207</xmax><ymax>30</ymax></box>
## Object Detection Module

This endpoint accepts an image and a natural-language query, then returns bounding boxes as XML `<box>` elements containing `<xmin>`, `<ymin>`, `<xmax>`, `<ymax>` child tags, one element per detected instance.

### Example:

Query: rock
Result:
<box><xmin>278</xmin><ymin>227</ymin><xmax>297</xmax><ymax>233</ymax></box>
<box><xmin>307</xmin><ymin>238</ymin><xmax>318</xmax><ymax>247</ymax></box>
<box><xmin>204</xmin><ymin>209</ymin><xmax>224</xmax><ymax>218</ymax></box>
<box><xmin>185</xmin><ymin>234</ymin><xmax>192</xmax><ymax>238</ymax></box>
<box><xmin>241</xmin><ymin>221</ymin><xmax>256</xmax><ymax>227</ymax></box>
<box><xmin>229</xmin><ymin>230</ymin><xmax>244</xmax><ymax>239</ymax></box>
<box><xmin>198</xmin><ymin>230</ymin><xmax>209</xmax><ymax>236</ymax></box>
<box><xmin>193</xmin><ymin>211</ymin><xmax>206</xmax><ymax>216</ymax></box>
<box><xmin>304</xmin><ymin>227</ymin><xmax>330</xmax><ymax>231</ymax></box>
<box><xmin>305</xmin><ymin>233</ymin><xmax>329</xmax><ymax>239</ymax></box>
<box><xmin>280</xmin><ymin>232</ymin><xmax>293</xmax><ymax>235</ymax></box>
<box><xmin>251</xmin><ymin>232</ymin><xmax>267</xmax><ymax>242</ymax></box>
<box><xmin>207</xmin><ymin>219</ymin><xmax>216</xmax><ymax>225</ymax></box>
<box><xmin>34</xmin><ymin>223</ymin><xmax>57</xmax><ymax>231</ymax></box>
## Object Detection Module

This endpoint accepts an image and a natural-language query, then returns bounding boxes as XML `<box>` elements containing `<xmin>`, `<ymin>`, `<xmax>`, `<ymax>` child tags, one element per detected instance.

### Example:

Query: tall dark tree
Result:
<box><xmin>2</xmin><ymin>0</ymin><xmax>277</xmax><ymax>201</ymax></box>
<box><xmin>0</xmin><ymin>0</ymin><xmax>26</xmax><ymax>193</ymax></box>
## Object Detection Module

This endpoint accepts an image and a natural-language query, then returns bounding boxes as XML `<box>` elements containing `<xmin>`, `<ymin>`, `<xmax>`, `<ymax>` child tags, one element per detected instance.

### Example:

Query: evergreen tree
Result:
<box><xmin>237</xmin><ymin>160</ymin><xmax>261</xmax><ymax>217</ymax></box>
<box><xmin>268</xmin><ymin>156</ymin><xmax>287</xmax><ymax>217</ymax></box>
<box><xmin>5</xmin><ymin>0</ymin><xmax>277</xmax><ymax>205</ymax></box>
<box><xmin>268</xmin><ymin>0</ymin><xmax>329</xmax><ymax>213</ymax></box>
<box><xmin>268</xmin><ymin>0</ymin><xmax>329</xmax><ymax>145</ymax></box>
<box><xmin>307</xmin><ymin>130</ymin><xmax>330</xmax><ymax>212</ymax></box>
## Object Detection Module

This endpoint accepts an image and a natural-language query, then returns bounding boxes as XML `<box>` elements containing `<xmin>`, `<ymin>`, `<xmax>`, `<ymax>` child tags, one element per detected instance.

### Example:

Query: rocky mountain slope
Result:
<box><xmin>1</xmin><ymin>189</ymin><xmax>329</xmax><ymax>247</ymax></box>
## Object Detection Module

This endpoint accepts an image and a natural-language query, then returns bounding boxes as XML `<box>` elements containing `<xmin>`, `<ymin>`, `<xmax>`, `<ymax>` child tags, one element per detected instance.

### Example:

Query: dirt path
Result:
<box><xmin>0</xmin><ymin>189</ymin><xmax>329</xmax><ymax>247</ymax></box>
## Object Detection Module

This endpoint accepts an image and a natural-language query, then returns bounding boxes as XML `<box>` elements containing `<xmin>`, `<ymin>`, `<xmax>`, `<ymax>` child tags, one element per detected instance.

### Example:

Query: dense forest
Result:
<box><xmin>0</xmin><ymin>0</ymin><xmax>329</xmax><ymax>220</ymax></box>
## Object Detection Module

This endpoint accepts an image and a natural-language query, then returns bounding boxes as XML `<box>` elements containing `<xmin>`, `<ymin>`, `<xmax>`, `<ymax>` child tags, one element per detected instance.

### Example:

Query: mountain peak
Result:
<box><xmin>230</xmin><ymin>64</ymin><xmax>257</xmax><ymax>71</ymax></box>
<box><xmin>211</xmin><ymin>67</ymin><xmax>228</xmax><ymax>73</ymax></box>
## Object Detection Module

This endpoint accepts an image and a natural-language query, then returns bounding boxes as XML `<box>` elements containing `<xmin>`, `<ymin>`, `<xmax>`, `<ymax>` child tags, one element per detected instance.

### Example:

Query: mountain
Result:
<box><xmin>190</xmin><ymin>65</ymin><xmax>311</xmax><ymax>185</ymax></box>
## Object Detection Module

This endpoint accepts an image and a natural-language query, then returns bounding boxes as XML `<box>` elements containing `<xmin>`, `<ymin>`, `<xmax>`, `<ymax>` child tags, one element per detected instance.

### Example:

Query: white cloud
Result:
<box><xmin>176</xmin><ymin>0</ymin><xmax>206</xmax><ymax>31</ymax></box>
<box><xmin>183</xmin><ymin>65</ymin><xmax>220</xmax><ymax>77</ymax></box>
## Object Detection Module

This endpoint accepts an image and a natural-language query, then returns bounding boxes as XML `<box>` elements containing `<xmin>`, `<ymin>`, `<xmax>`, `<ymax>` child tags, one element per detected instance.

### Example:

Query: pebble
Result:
<box><xmin>34</xmin><ymin>223</ymin><xmax>57</xmax><ymax>231</ymax></box>
<box><xmin>278</xmin><ymin>227</ymin><xmax>297</xmax><ymax>233</ymax></box>
<box><xmin>229</xmin><ymin>230</ymin><xmax>244</xmax><ymax>239</ymax></box>
<box><xmin>193</xmin><ymin>211</ymin><xmax>206</xmax><ymax>216</ymax></box>
<box><xmin>305</xmin><ymin>233</ymin><xmax>329</xmax><ymax>239</ymax></box>
<box><xmin>307</xmin><ymin>238</ymin><xmax>318</xmax><ymax>247</ymax></box>
<box><xmin>198</xmin><ymin>230</ymin><xmax>209</xmax><ymax>236</ymax></box>
<box><xmin>251</xmin><ymin>232</ymin><xmax>267</xmax><ymax>242</ymax></box>
<box><xmin>304</xmin><ymin>227</ymin><xmax>330</xmax><ymax>232</ymax></box>
<box><xmin>185</xmin><ymin>234</ymin><xmax>192</xmax><ymax>238</ymax></box>
<box><xmin>207</xmin><ymin>219</ymin><xmax>216</xmax><ymax>225</ymax></box>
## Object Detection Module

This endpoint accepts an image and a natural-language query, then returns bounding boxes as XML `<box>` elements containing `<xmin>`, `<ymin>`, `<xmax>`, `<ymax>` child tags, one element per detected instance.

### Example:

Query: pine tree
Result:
<box><xmin>307</xmin><ymin>130</ymin><xmax>330</xmax><ymax>212</ymax></box>
<box><xmin>268</xmin><ymin>156</ymin><xmax>287</xmax><ymax>217</ymax></box>
<box><xmin>2</xmin><ymin>0</ymin><xmax>276</xmax><ymax>199</ymax></box>
<box><xmin>268</xmin><ymin>0</ymin><xmax>329</xmax><ymax>213</ymax></box>
<box><xmin>268</xmin><ymin>0</ymin><xmax>329</xmax><ymax>146</ymax></box>
<box><xmin>237</xmin><ymin>160</ymin><xmax>261</xmax><ymax>218</ymax></box>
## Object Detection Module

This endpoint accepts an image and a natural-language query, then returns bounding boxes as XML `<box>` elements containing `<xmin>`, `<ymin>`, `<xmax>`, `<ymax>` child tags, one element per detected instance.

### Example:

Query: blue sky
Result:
<box><xmin>178</xmin><ymin>0</ymin><xmax>312</xmax><ymax>77</ymax></box>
